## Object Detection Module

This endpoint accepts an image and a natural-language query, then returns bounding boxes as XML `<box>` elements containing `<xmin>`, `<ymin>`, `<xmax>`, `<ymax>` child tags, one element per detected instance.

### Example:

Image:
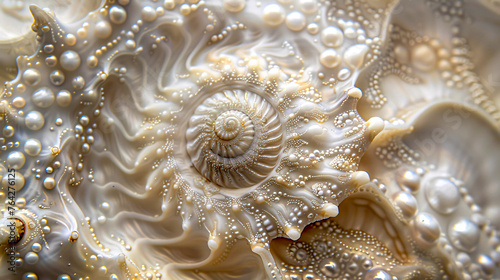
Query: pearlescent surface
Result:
<box><xmin>0</xmin><ymin>0</ymin><xmax>499</xmax><ymax>279</ymax></box>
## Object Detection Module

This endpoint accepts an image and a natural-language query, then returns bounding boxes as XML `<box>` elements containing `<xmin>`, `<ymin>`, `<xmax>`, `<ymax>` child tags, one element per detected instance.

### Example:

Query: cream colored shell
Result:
<box><xmin>0</xmin><ymin>0</ymin><xmax>499</xmax><ymax>279</ymax></box>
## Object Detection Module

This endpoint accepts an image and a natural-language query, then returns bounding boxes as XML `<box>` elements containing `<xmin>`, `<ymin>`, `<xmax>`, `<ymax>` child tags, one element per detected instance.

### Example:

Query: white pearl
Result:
<box><xmin>449</xmin><ymin>219</ymin><xmax>480</xmax><ymax>252</ymax></box>
<box><xmin>49</xmin><ymin>70</ymin><xmax>65</xmax><ymax>86</ymax></box>
<box><xmin>478</xmin><ymin>254</ymin><xmax>495</xmax><ymax>276</ymax></box>
<box><xmin>43</xmin><ymin>177</ymin><xmax>56</xmax><ymax>190</ymax></box>
<box><xmin>321</xmin><ymin>26</ymin><xmax>344</xmax><ymax>48</ymax></box>
<box><xmin>262</xmin><ymin>4</ymin><xmax>285</xmax><ymax>26</ymax></box>
<box><xmin>344</xmin><ymin>27</ymin><xmax>357</xmax><ymax>39</ymax></box>
<box><xmin>286</xmin><ymin>11</ymin><xmax>306</xmax><ymax>31</ymax></box>
<box><xmin>25</xmin><ymin>252</ymin><xmax>39</xmax><ymax>265</ymax></box>
<box><xmin>95</xmin><ymin>20</ymin><xmax>112</xmax><ymax>39</ymax></box>
<box><xmin>109</xmin><ymin>6</ymin><xmax>127</xmax><ymax>24</ymax></box>
<box><xmin>343</xmin><ymin>44</ymin><xmax>370</xmax><ymax>69</ymax></box>
<box><xmin>25</xmin><ymin>111</ymin><xmax>45</xmax><ymax>131</ymax></box>
<box><xmin>12</xmin><ymin>97</ymin><xmax>26</xmax><ymax>108</ymax></box>
<box><xmin>411</xmin><ymin>44</ymin><xmax>436</xmax><ymax>71</ymax></box>
<box><xmin>320</xmin><ymin>49</ymin><xmax>341</xmax><ymax>68</ymax></box>
<box><xmin>393</xmin><ymin>191</ymin><xmax>417</xmax><ymax>217</ymax></box>
<box><xmin>179</xmin><ymin>4</ymin><xmax>191</xmax><ymax>15</ymax></box>
<box><xmin>22</xmin><ymin>69</ymin><xmax>41</xmax><ymax>86</ymax></box>
<box><xmin>164</xmin><ymin>0</ymin><xmax>175</xmax><ymax>9</ymax></box>
<box><xmin>24</xmin><ymin>139</ymin><xmax>42</xmax><ymax>156</ymax></box>
<box><xmin>60</xmin><ymin>51</ymin><xmax>81</xmax><ymax>71</ymax></box>
<box><xmin>7</xmin><ymin>151</ymin><xmax>25</xmax><ymax>169</ymax></box>
<box><xmin>337</xmin><ymin>68</ymin><xmax>351</xmax><ymax>80</ymax></box>
<box><xmin>141</xmin><ymin>6</ymin><xmax>157</xmax><ymax>22</ymax></box>
<box><xmin>65</xmin><ymin>33</ymin><xmax>77</xmax><ymax>46</ymax></box>
<box><xmin>223</xmin><ymin>0</ymin><xmax>245</xmax><ymax>13</ymax></box>
<box><xmin>3</xmin><ymin>125</ymin><xmax>14</xmax><ymax>137</ymax></box>
<box><xmin>401</xmin><ymin>170</ymin><xmax>420</xmax><ymax>192</ymax></box>
<box><xmin>307</xmin><ymin>23</ymin><xmax>319</xmax><ymax>34</ymax></box>
<box><xmin>414</xmin><ymin>213</ymin><xmax>440</xmax><ymax>244</ymax></box>
<box><xmin>72</xmin><ymin>77</ymin><xmax>84</xmax><ymax>91</ymax></box>
<box><xmin>32</xmin><ymin>243</ymin><xmax>42</xmax><ymax>252</ymax></box>
<box><xmin>125</xmin><ymin>39</ymin><xmax>136</xmax><ymax>49</ymax></box>
<box><xmin>424</xmin><ymin>177</ymin><xmax>460</xmax><ymax>214</ymax></box>
<box><xmin>394</xmin><ymin>44</ymin><xmax>410</xmax><ymax>64</ymax></box>
<box><xmin>298</xmin><ymin>0</ymin><xmax>318</xmax><ymax>14</ymax></box>
<box><xmin>2</xmin><ymin>172</ymin><xmax>25</xmax><ymax>191</ymax></box>
<box><xmin>32</xmin><ymin>87</ymin><xmax>55</xmax><ymax>108</ymax></box>
<box><xmin>87</xmin><ymin>55</ymin><xmax>98</xmax><ymax>67</ymax></box>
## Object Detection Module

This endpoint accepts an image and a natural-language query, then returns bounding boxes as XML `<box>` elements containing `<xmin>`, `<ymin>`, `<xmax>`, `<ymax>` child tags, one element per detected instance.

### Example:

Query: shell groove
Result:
<box><xmin>0</xmin><ymin>0</ymin><xmax>499</xmax><ymax>279</ymax></box>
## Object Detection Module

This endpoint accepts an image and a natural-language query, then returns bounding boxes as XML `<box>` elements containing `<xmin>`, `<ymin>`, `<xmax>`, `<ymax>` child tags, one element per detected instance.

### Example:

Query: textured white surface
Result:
<box><xmin>0</xmin><ymin>0</ymin><xmax>499</xmax><ymax>279</ymax></box>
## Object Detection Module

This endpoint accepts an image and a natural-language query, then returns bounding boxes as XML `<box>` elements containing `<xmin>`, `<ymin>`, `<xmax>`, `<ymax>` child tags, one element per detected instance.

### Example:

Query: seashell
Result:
<box><xmin>0</xmin><ymin>209</ymin><xmax>40</xmax><ymax>248</ymax></box>
<box><xmin>0</xmin><ymin>218</ymin><xmax>25</xmax><ymax>245</ymax></box>
<box><xmin>186</xmin><ymin>89</ymin><xmax>282</xmax><ymax>189</ymax></box>
<box><xmin>0</xmin><ymin>0</ymin><xmax>499</xmax><ymax>279</ymax></box>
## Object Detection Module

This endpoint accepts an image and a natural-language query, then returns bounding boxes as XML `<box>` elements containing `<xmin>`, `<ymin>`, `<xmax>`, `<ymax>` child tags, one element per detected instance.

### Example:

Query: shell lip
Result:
<box><xmin>335</xmin><ymin>183</ymin><xmax>414</xmax><ymax>263</ymax></box>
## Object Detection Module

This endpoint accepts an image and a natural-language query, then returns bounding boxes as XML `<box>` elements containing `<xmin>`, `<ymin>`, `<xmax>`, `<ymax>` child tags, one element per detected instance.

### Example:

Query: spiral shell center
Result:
<box><xmin>216</xmin><ymin>110</ymin><xmax>252</xmax><ymax>139</ymax></box>
<box><xmin>186</xmin><ymin>89</ymin><xmax>282</xmax><ymax>189</ymax></box>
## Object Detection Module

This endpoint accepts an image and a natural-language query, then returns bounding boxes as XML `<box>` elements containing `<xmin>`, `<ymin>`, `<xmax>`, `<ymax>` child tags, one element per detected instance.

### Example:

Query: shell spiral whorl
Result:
<box><xmin>186</xmin><ymin>89</ymin><xmax>282</xmax><ymax>189</ymax></box>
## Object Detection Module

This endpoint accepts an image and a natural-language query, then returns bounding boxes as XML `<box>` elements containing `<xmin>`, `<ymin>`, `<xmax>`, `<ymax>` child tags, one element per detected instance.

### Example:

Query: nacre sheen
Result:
<box><xmin>0</xmin><ymin>0</ymin><xmax>499</xmax><ymax>279</ymax></box>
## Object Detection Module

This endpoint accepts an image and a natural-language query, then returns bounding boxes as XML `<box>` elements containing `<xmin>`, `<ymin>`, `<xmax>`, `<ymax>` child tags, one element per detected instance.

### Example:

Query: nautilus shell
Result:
<box><xmin>0</xmin><ymin>0</ymin><xmax>499</xmax><ymax>279</ymax></box>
